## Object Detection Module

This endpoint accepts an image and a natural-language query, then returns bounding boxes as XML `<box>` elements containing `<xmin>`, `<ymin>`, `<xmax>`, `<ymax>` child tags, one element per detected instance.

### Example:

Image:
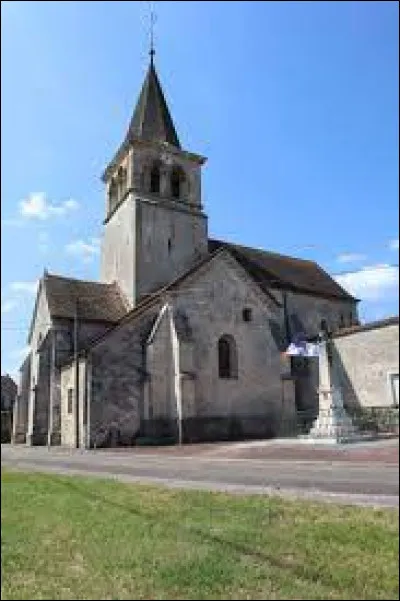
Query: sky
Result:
<box><xmin>1</xmin><ymin>0</ymin><xmax>399</xmax><ymax>378</ymax></box>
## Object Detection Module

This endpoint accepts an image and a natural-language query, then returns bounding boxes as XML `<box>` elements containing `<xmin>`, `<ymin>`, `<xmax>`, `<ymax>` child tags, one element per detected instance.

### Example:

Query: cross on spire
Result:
<box><xmin>149</xmin><ymin>3</ymin><xmax>157</xmax><ymax>62</ymax></box>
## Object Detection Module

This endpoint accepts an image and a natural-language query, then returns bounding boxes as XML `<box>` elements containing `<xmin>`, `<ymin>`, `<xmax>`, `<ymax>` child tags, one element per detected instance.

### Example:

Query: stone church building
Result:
<box><xmin>13</xmin><ymin>54</ymin><xmax>359</xmax><ymax>448</ymax></box>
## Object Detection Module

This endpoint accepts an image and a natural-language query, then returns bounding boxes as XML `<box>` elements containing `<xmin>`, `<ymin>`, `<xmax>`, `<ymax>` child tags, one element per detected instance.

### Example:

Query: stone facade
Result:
<box><xmin>332</xmin><ymin>318</ymin><xmax>399</xmax><ymax>410</ymax></box>
<box><xmin>13</xmin><ymin>52</ymin><xmax>372</xmax><ymax>449</ymax></box>
<box><xmin>69</xmin><ymin>251</ymin><xmax>352</xmax><ymax>447</ymax></box>
<box><xmin>100</xmin><ymin>140</ymin><xmax>208</xmax><ymax>307</ymax></box>
<box><xmin>16</xmin><ymin>279</ymin><xmax>121</xmax><ymax>447</ymax></box>
<box><xmin>1</xmin><ymin>374</ymin><xmax>17</xmax><ymax>443</ymax></box>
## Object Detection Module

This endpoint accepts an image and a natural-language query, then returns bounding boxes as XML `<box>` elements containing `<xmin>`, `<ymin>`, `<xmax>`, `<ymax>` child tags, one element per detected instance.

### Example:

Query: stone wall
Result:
<box><xmin>79</xmin><ymin>251</ymin><xmax>362</xmax><ymax>447</ymax></box>
<box><xmin>332</xmin><ymin>319</ymin><xmax>399</xmax><ymax>409</ymax></box>
<box><xmin>135</xmin><ymin>198</ymin><xmax>208</xmax><ymax>301</ymax></box>
<box><xmin>60</xmin><ymin>358</ymin><xmax>88</xmax><ymax>448</ymax></box>
<box><xmin>12</xmin><ymin>355</ymin><xmax>31</xmax><ymax>443</ymax></box>
<box><xmin>100</xmin><ymin>194</ymin><xmax>136</xmax><ymax>306</ymax></box>
<box><xmin>60</xmin><ymin>363</ymin><xmax>75</xmax><ymax>447</ymax></box>
<box><xmin>88</xmin><ymin>308</ymin><xmax>160</xmax><ymax>447</ymax></box>
<box><xmin>129</xmin><ymin>143</ymin><xmax>203</xmax><ymax>210</ymax></box>
<box><xmin>169</xmin><ymin>252</ymin><xmax>287</xmax><ymax>440</ymax></box>
<box><xmin>101</xmin><ymin>139</ymin><xmax>208</xmax><ymax>308</ymax></box>
<box><xmin>27</xmin><ymin>283</ymin><xmax>52</xmax><ymax>445</ymax></box>
<box><xmin>266</xmin><ymin>289</ymin><xmax>358</xmax><ymax>417</ymax></box>
<box><xmin>284</xmin><ymin>289</ymin><xmax>357</xmax><ymax>340</ymax></box>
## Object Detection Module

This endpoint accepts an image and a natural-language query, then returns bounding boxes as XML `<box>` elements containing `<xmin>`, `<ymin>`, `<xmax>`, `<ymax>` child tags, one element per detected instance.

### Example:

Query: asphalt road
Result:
<box><xmin>1</xmin><ymin>444</ymin><xmax>399</xmax><ymax>508</ymax></box>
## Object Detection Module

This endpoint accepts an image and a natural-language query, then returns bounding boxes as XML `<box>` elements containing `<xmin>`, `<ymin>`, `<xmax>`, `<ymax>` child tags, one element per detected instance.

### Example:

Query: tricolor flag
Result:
<box><xmin>282</xmin><ymin>333</ymin><xmax>320</xmax><ymax>357</ymax></box>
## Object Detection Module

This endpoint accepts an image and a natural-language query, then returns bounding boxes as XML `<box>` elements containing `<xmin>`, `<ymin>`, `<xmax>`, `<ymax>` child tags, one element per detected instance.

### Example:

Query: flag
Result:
<box><xmin>282</xmin><ymin>341</ymin><xmax>320</xmax><ymax>357</ymax></box>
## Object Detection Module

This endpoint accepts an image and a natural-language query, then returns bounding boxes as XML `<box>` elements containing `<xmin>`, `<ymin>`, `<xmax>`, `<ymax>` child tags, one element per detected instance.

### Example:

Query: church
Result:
<box><xmin>12</xmin><ymin>51</ymin><xmax>359</xmax><ymax>448</ymax></box>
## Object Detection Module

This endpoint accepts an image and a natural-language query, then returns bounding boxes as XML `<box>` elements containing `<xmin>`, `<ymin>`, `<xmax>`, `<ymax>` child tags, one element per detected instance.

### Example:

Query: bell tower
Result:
<box><xmin>100</xmin><ymin>51</ymin><xmax>208</xmax><ymax>307</ymax></box>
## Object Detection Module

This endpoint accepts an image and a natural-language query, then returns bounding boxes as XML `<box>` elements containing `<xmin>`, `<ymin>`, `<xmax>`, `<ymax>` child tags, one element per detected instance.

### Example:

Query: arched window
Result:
<box><xmin>117</xmin><ymin>166</ymin><xmax>127</xmax><ymax>201</ymax></box>
<box><xmin>109</xmin><ymin>178</ymin><xmax>118</xmax><ymax>210</ymax></box>
<box><xmin>319</xmin><ymin>319</ymin><xmax>331</xmax><ymax>340</ymax></box>
<box><xmin>218</xmin><ymin>335</ymin><xmax>238</xmax><ymax>379</ymax></box>
<box><xmin>171</xmin><ymin>166</ymin><xmax>184</xmax><ymax>199</ymax></box>
<box><xmin>150</xmin><ymin>163</ymin><xmax>160</xmax><ymax>194</ymax></box>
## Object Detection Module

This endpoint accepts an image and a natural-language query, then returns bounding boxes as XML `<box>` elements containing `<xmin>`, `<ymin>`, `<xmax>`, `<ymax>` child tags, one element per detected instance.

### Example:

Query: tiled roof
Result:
<box><xmin>332</xmin><ymin>315</ymin><xmax>399</xmax><ymax>338</ymax></box>
<box><xmin>208</xmin><ymin>239</ymin><xmax>356</xmax><ymax>301</ymax></box>
<box><xmin>44</xmin><ymin>273</ymin><xmax>128</xmax><ymax>323</ymax></box>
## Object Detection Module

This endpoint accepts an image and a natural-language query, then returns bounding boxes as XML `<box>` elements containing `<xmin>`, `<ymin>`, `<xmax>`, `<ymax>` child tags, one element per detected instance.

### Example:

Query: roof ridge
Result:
<box><xmin>211</xmin><ymin>238</ymin><xmax>317</xmax><ymax>266</ymax></box>
<box><xmin>45</xmin><ymin>272</ymin><xmax>118</xmax><ymax>288</ymax></box>
<box><xmin>208</xmin><ymin>238</ymin><xmax>355</xmax><ymax>301</ymax></box>
<box><xmin>74</xmin><ymin>247</ymin><xmax>225</xmax><ymax>356</ymax></box>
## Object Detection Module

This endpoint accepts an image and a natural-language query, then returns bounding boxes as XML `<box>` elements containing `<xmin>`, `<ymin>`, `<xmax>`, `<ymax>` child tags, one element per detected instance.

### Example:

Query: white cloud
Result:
<box><xmin>336</xmin><ymin>253</ymin><xmax>367</xmax><ymax>264</ymax></box>
<box><xmin>65</xmin><ymin>237</ymin><xmax>101</xmax><ymax>263</ymax></box>
<box><xmin>334</xmin><ymin>264</ymin><xmax>399</xmax><ymax>301</ymax></box>
<box><xmin>19</xmin><ymin>193</ymin><xmax>79</xmax><ymax>220</ymax></box>
<box><xmin>389</xmin><ymin>239</ymin><xmax>399</xmax><ymax>251</ymax></box>
<box><xmin>10</xmin><ymin>281</ymin><xmax>39</xmax><ymax>295</ymax></box>
<box><xmin>1</xmin><ymin>300</ymin><xmax>17</xmax><ymax>314</ymax></box>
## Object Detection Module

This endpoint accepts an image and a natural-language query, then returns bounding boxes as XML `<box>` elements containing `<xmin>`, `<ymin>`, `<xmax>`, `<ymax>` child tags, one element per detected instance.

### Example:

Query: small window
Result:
<box><xmin>150</xmin><ymin>163</ymin><xmax>160</xmax><ymax>194</ymax></box>
<box><xmin>218</xmin><ymin>335</ymin><xmax>238</xmax><ymax>379</ymax></box>
<box><xmin>171</xmin><ymin>167</ymin><xmax>184</xmax><ymax>199</ymax></box>
<box><xmin>339</xmin><ymin>314</ymin><xmax>345</xmax><ymax>328</ymax></box>
<box><xmin>349</xmin><ymin>311</ymin><xmax>353</xmax><ymax>326</ymax></box>
<box><xmin>109</xmin><ymin>178</ymin><xmax>118</xmax><ymax>209</ymax></box>
<box><xmin>67</xmin><ymin>388</ymin><xmax>73</xmax><ymax>415</ymax></box>
<box><xmin>36</xmin><ymin>333</ymin><xmax>43</xmax><ymax>352</ymax></box>
<box><xmin>168</xmin><ymin>238</ymin><xmax>172</xmax><ymax>253</ymax></box>
<box><xmin>117</xmin><ymin>166</ymin><xmax>127</xmax><ymax>201</ymax></box>
<box><xmin>242</xmin><ymin>308</ymin><xmax>252</xmax><ymax>322</ymax></box>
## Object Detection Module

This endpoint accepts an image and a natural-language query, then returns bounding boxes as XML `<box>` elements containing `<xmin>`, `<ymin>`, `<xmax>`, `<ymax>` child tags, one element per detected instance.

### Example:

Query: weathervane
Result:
<box><xmin>148</xmin><ymin>2</ymin><xmax>157</xmax><ymax>62</ymax></box>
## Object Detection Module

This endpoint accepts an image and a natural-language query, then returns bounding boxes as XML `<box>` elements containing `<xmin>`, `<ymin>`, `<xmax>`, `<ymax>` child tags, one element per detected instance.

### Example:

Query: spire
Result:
<box><xmin>149</xmin><ymin>6</ymin><xmax>156</xmax><ymax>65</ymax></box>
<box><xmin>125</xmin><ymin>57</ymin><xmax>181</xmax><ymax>149</ymax></box>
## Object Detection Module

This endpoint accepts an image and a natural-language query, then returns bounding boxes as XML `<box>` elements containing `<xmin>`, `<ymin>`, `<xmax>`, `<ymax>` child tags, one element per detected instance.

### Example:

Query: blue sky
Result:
<box><xmin>1</xmin><ymin>0</ymin><xmax>398</xmax><ymax>377</ymax></box>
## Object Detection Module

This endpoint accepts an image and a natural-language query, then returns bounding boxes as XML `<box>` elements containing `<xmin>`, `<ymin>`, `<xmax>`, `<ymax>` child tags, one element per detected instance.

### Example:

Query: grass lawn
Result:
<box><xmin>1</xmin><ymin>470</ymin><xmax>398</xmax><ymax>600</ymax></box>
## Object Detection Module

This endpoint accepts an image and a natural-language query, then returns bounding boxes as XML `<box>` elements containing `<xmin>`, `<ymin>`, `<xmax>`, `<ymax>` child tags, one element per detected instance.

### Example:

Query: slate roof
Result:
<box><xmin>44</xmin><ymin>273</ymin><xmax>128</xmax><ymax>323</ymax></box>
<box><xmin>58</xmin><ymin>237</ymin><xmax>359</xmax><ymax>365</ymax></box>
<box><xmin>126</xmin><ymin>57</ymin><xmax>181</xmax><ymax>149</ymax></box>
<box><xmin>208</xmin><ymin>239</ymin><xmax>356</xmax><ymax>301</ymax></box>
<box><xmin>102</xmin><ymin>57</ymin><xmax>181</xmax><ymax>182</ymax></box>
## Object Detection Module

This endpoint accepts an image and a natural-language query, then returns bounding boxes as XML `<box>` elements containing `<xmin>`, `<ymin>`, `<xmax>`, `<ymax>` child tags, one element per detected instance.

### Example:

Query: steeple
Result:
<box><xmin>125</xmin><ymin>57</ymin><xmax>181</xmax><ymax>148</ymax></box>
<box><xmin>100</xmin><ymin>25</ymin><xmax>208</xmax><ymax>307</ymax></box>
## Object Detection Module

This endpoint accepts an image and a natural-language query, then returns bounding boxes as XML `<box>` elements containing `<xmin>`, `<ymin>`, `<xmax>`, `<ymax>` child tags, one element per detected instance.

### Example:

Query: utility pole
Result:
<box><xmin>74</xmin><ymin>297</ymin><xmax>80</xmax><ymax>449</ymax></box>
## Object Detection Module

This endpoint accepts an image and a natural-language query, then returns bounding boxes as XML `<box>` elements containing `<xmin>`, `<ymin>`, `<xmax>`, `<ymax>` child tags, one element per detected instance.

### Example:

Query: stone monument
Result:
<box><xmin>307</xmin><ymin>333</ymin><xmax>360</xmax><ymax>443</ymax></box>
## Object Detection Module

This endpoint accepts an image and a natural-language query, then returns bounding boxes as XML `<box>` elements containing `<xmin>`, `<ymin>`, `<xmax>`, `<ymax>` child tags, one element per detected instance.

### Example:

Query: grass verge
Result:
<box><xmin>1</xmin><ymin>470</ymin><xmax>398</xmax><ymax>600</ymax></box>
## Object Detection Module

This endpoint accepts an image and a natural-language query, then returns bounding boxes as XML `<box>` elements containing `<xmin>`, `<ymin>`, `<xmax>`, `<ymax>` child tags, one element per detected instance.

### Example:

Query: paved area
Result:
<box><xmin>104</xmin><ymin>437</ymin><xmax>399</xmax><ymax>463</ymax></box>
<box><xmin>2</xmin><ymin>441</ymin><xmax>399</xmax><ymax>508</ymax></box>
